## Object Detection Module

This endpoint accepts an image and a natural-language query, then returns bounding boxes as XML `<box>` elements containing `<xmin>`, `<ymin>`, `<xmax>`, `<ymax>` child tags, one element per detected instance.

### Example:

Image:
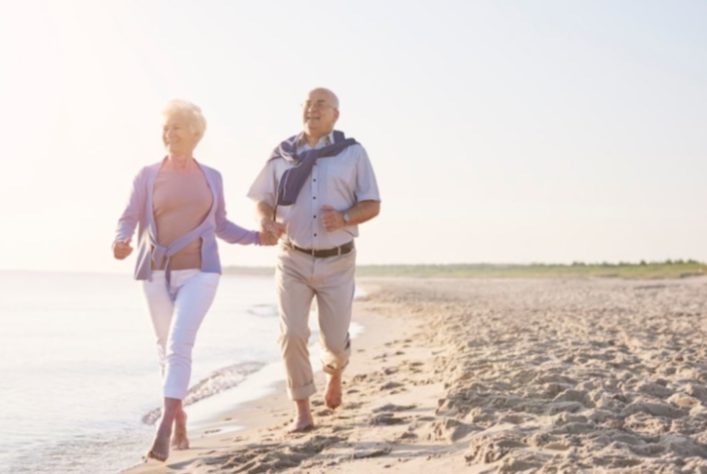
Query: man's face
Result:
<box><xmin>302</xmin><ymin>90</ymin><xmax>339</xmax><ymax>137</ymax></box>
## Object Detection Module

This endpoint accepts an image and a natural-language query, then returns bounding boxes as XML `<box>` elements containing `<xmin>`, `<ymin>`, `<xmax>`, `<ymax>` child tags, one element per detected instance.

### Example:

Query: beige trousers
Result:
<box><xmin>276</xmin><ymin>245</ymin><xmax>356</xmax><ymax>400</ymax></box>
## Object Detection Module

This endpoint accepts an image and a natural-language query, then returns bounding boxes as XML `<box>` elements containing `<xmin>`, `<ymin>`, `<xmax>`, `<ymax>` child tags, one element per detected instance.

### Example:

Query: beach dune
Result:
<box><xmin>126</xmin><ymin>276</ymin><xmax>707</xmax><ymax>473</ymax></box>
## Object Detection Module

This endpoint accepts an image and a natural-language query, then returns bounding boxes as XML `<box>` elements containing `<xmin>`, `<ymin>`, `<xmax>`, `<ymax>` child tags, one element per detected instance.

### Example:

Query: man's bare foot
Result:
<box><xmin>146</xmin><ymin>421</ymin><xmax>171</xmax><ymax>462</ymax></box>
<box><xmin>289</xmin><ymin>399</ymin><xmax>314</xmax><ymax>433</ymax></box>
<box><xmin>289</xmin><ymin>417</ymin><xmax>315</xmax><ymax>433</ymax></box>
<box><xmin>171</xmin><ymin>409</ymin><xmax>189</xmax><ymax>450</ymax></box>
<box><xmin>324</xmin><ymin>372</ymin><xmax>342</xmax><ymax>409</ymax></box>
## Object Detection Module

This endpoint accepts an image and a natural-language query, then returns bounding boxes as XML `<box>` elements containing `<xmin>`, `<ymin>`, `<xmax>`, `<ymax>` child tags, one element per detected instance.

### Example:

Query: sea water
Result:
<box><xmin>0</xmin><ymin>271</ymin><xmax>359</xmax><ymax>473</ymax></box>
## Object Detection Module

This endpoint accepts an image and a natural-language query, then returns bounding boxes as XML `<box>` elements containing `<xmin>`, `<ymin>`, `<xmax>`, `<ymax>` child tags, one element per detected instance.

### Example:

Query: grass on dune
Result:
<box><xmin>225</xmin><ymin>260</ymin><xmax>706</xmax><ymax>279</ymax></box>
<box><xmin>355</xmin><ymin>260</ymin><xmax>706</xmax><ymax>279</ymax></box>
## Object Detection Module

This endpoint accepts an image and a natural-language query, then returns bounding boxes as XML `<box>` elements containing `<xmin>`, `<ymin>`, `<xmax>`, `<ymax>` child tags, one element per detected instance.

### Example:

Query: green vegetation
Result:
<box><xmin>354</xmin><ymin>260</ymin><xmax>706</xmax><ymax>279</ymax></box>
<box><xmin>225</xmin><ymin>260</ymin><xmax>706</xmax><ymax>279</ymax></box>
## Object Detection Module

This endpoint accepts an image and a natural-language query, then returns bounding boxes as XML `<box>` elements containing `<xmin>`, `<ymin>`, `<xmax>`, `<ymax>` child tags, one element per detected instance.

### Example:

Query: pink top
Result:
<box><xmin>116</xmin><ymin>160</ymin><xmax>259</xmax><ymax>282</ymax></box>
<box><xmin>152</xmin><ymin>167</ymin><xmax>213</xmax><ymax>270</ymax></box>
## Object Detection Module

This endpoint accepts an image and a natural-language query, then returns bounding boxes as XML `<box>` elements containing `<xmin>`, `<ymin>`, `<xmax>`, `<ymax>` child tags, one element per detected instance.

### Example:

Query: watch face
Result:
<box><xmin>343</xmin><ymin>212</ymin><xmax>351</xmax><ymax>223</ymax></box>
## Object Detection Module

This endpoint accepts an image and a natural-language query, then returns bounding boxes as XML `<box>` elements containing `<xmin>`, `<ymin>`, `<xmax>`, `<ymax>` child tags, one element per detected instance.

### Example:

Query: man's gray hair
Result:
<box><xmin>310</xmin><ymin>87</ymin><xmax>340</xmax><ymax>110</ymax></box>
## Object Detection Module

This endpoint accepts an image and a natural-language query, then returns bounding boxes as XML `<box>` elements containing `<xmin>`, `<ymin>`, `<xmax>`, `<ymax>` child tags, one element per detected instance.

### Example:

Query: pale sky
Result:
<box><xmin>1</xmin><ymin>0</ymin><xmax>705</xmax><ymax>272</ymax></box>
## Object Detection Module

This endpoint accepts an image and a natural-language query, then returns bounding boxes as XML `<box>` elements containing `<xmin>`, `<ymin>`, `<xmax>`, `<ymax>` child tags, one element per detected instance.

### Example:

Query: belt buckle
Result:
<box><xmin>310</xmin><ymin>247</ymin><xmax>316</xmax><ymax>257</ymax></box>
<box><xmin>337</xmin><ymin>245</ymin><xmax>342</xmax><ymax>256</ymax></box>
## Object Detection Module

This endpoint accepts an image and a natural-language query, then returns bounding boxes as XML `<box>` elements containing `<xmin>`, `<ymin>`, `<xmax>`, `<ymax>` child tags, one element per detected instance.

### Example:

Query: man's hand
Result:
<box><xmin>322</xmin><ymin>205</ymin><xmax>345</xmax><ymax>232</ymax></box>
<box><xmin>113</xmin><ymin>240</ymin><xmax>133</xmax><ymax>260</ymax></box>
<box><xmin>259</xmin><ymin>219</ymin><xmax>286</xmax><ymax>245</ymax></box>
<box><xmin>259</xmin><ymin>231</ymin><xmax>279</xmax><ymax>246</ymax></box>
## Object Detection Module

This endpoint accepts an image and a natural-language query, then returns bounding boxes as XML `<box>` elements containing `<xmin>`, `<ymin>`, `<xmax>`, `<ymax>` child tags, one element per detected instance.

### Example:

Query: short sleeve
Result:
<box><xmin>354</xmin><ymin>146</ymin><xmax>381</xmax><ymax>203</ymax></box>
<box><xmin>247</xmin><ymin>160</ymin><xmax>278</xmax><ymax>206</ymax></box>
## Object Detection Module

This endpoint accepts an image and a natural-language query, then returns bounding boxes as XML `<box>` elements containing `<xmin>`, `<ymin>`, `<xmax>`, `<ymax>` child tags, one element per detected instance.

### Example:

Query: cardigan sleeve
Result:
<box><xmin>114</xmin><ymin>167</ymin><xmax>147</xmax><ymax>243</ymax></box>
<box><xmin>213</xmin><ymin>170</ymin><xmax>261</xmax><ymax>245</ymax></box>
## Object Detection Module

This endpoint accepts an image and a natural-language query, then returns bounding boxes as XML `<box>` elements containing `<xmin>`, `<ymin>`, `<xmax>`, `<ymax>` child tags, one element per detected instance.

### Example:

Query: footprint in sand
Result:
<box><xmin>370</xmin><ymin>413</ymin><xmax>407</xmax><ymax>426</ymax></box>
<box><xmin>380</xmin><ymin>381</ymin><xmax>404</xmax><ymax>391</ymax></box>
<box><xmin>373</xmin><ymin>403</ymin><xmax>416</xmax><ymax>412</ymax></box>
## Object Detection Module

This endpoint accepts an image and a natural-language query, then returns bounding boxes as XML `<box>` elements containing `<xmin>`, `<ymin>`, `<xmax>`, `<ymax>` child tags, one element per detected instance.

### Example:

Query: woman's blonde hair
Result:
<box><xmin>162</xmin><ymin>99</ymin><xmax>207</xmax><ymax>139</ymax></box>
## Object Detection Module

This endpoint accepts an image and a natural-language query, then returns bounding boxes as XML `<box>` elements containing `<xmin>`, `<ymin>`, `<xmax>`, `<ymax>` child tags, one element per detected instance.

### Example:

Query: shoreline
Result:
<box><xmin>125</xmin><ymin>276</ymin><xmax>707</xmax><ymax>473</ymax></box>
<box><xmin>124</xmin><ymin>278</ymin><xmax>428</xmax><ymax>473</ymax></box>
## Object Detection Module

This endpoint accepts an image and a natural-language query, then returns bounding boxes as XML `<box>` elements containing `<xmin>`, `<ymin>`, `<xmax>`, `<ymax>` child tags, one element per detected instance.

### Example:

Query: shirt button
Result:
<box><xmin>313</xmin><ymin>215</ymin><xmax>317</xmax><ymax>218</ymax></box>
<box><xmin>314</xmin><ymin>233</ymin><xmax>318</xmax><ymax>237</ymax></box>
<box><xmin>313</xmin><ymin>178</ymin><xmax>317</xmax><ymax>182</ymax></box>
<box><xmin>313</xmin><ymin>196</ymin><xmax>317</xmax><ymax>200</ymax></box>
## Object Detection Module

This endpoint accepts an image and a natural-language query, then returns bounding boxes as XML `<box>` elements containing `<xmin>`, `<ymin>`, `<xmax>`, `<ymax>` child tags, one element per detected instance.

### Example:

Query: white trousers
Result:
<box><xmin>142</xmin><ymin>270</ymin><xmax>220</xmax><ymax>400</ymax></box>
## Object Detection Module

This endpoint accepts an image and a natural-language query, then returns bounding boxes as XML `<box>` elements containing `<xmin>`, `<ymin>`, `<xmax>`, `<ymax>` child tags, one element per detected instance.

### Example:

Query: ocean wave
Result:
<box><xmin>142</xmin><ymin>360</ymin><xmax>266</xmax><ymax>424</ymax></box>
<box><xmin>246</xmin><ymin>303</ymin><xmax>278</xmax><ymax>318</ymax></box>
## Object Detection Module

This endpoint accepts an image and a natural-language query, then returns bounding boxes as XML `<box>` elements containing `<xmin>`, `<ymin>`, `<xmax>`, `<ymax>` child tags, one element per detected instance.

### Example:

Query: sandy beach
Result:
<box><xmin>125</xmin><ymin>276</ymin><xmax>707</xmax><ymax>473</ymax></box>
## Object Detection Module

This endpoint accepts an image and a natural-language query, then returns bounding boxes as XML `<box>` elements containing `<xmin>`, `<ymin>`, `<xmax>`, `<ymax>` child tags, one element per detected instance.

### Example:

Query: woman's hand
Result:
<box><xmin>113</xmin><ymin>240</ymin><xmax>133</xmax><ymax>259</ymax></box>
<box><xmin>259</xmin><ymin>219</ymin><xmax>286</xmax><ymax>245</ymax></box>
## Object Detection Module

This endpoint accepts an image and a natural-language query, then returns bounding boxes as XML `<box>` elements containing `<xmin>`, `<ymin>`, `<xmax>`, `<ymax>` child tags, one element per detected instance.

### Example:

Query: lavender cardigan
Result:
<box><xmin>115</xmin><ymin>160</ymin><xmax>259</xmax><ymax>281</ymax></box>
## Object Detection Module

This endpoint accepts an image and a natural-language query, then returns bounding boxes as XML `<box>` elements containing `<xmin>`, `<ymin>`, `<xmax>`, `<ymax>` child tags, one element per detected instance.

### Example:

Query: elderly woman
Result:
<box><xmin>113</xmin><ymin>100</ymin><xmax>274</xmax><ymax>462</ymax></box>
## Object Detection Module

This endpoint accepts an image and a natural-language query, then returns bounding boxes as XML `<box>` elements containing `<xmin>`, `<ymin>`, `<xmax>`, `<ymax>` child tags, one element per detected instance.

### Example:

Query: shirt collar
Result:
<box><xmin>297</xmin><ymin>131</ymin><xmax>334</xmax><ymax>150</ymax></box>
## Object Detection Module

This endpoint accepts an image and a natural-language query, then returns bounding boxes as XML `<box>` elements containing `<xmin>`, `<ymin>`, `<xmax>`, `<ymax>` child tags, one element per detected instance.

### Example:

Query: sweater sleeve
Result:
<box><xmin>114</xmin><ymin>168</ymin><xmax>147</xmax><ymax>243</ymax></box>
<box><xmin>214</xmin><ymin>171</ymin><xmax>261</xmax><ymax>245</ymax></box>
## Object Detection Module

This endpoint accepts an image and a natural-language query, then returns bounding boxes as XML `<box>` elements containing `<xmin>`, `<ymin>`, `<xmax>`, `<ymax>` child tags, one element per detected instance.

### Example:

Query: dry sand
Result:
<box><xmin>125</xmin><ymin>277</ymin><xmax>707</xmax><ymax>473</ymax></box>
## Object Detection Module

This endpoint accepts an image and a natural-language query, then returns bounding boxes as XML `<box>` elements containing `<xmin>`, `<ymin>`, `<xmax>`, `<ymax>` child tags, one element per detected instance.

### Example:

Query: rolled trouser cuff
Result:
<box><xmin>163</xmin><ymin>386</ymin><xmax>187</xmax><ymax>400</ymax></box>
<box><xmin>288</xmin><ymin>380</ymin><xmax>317</xmax><ymax>401</ymax></box>
<box><xmin>322</xmin><ymin>358</ymin><xmax>349</xmax><ymax>375</ymax></box>
<box><xmin>321</xmin><ymin>335</ymin><xmax>351</xmax><ymax>375</ymax></box>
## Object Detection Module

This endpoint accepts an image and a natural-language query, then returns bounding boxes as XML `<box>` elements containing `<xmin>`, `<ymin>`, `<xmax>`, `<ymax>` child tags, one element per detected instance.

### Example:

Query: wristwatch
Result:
<box><xmin>342</xmin><ymin>211</ymin><xmax>351</xmax><ymax>224</ymax></box>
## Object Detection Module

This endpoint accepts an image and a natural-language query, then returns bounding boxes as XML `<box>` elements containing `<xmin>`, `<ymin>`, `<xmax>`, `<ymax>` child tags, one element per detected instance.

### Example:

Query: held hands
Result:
<box><xmin>321</xmin><ymin>205</ymin><xmax>345</xmax><ymax>232</ymax></box>
<box><xmin>113</xmin><ymin>240</ymin><xmax>133</xmax><ymax>260</ymax></box>
<box><xmin>259</xmin><ymin>219</ymin><xmax>286</xmax><ymax>246</ymax></box>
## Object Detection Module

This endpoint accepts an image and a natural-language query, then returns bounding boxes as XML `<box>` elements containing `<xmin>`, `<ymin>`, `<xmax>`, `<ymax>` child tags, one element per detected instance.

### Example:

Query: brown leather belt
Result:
<box><xmin>285</xmin><ymin>240</ymin><xmax>354</xmax><ymax>258</ymax></box>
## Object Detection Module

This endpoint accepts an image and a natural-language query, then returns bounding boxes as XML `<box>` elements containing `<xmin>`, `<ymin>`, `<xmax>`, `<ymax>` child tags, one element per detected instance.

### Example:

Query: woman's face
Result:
<box><xmin>162</xmin><ymin>113</ymin><xmax>200</xmax><ymax>156</ymax></box>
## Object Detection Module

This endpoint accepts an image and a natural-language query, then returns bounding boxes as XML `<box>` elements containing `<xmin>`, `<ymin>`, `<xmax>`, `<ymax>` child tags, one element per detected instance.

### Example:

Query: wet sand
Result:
<box><xmin>126</xmin><ymin>276</ymin><xmax>707</xmax><ymax>473</ymax></box>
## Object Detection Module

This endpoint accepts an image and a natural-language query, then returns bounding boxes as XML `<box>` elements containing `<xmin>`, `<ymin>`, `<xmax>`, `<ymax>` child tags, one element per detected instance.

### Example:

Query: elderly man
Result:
<box><xmin>248</xmin><ymin>87</ymin><xmax>380</xmax><ymax>431</ymax></box>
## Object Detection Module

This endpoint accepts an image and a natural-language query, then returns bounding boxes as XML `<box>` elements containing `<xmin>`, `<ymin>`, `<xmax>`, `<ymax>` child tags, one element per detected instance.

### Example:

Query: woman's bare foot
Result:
<box><xmin>146</xmin><ymin>397</ymin><xmax>181</xmax><ymax>462</ymax></box>
<box><xmin>146</xmin><ymin>420</ymin><xmax>172</xmax><ymax>462</ymax></box>
<box><xmin>324</xmin><ymin>372</ymin><xmax>342</xmax><ymax>409</ymax></box>
<box><xmin>289</xmin><ymin>398</ymin><xmax>314</xmax><ymax>433</ymax></box>
<box><xmin>171</xmin><ymin>409</ymin><xmax>189</xmax><ymax>450</ymax></box>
